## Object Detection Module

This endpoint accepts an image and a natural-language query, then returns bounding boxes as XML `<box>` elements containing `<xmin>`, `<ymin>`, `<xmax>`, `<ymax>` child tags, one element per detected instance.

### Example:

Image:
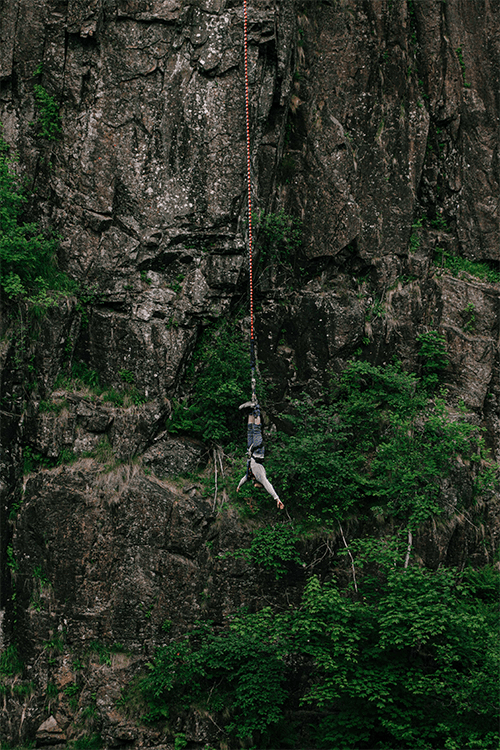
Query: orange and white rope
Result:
<box><xmin>243</xmin><ymin>0</ymin><xmax>255</xmax><ymax>350</ymax></box>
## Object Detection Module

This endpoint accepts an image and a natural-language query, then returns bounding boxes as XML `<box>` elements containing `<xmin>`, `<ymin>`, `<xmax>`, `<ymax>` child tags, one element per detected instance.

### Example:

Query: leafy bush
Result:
<box><xmin>268</xmin><ymin>361</ymin><xmax>494</xmax><ymax>527</ymax></box>
<box><xmin>231</xmin><ymin>523</ymin><xmax>303</xmax><ymax>579</ymax></box>
<box><xmin>23</xmin><ymin>445</ymin><xmax>56</xmax><ymax>474</ymax></box>
<box><xmin>254</xmin><ymin>209</ymin><xmax>302</xmax><ymax>267</ymax></box>
<box><xmin>168</xmin><ymin>320</ymin><xmax>251</xmax><ymax>446</ymax></box>
<box><xmin>0</xmin><ymin>129</ymin><xmax>73</xmax><ymax>301</ymax></box>
<box><xmin>416</xmin><ymin>330</ymin><xmax>448</xmax><ymax>389</ymax></box>
<box><xmin>137</xmin><ymin>545</ymin><xmax>499</xmax><ymax>749</ymax></box>
<box><xmin>141</xmin><ymin>608</ymin><xmax>289</xmax><ymax>742</ymax></box>
<box><xmin>33</xmin><ymin>84</ymin><xmax>62</xmax><ymax>140</ymax></box>
<box><xmin>296</xmin><ymin>544</ymin><xmax>500</xmax><ymax>749</ymax></box>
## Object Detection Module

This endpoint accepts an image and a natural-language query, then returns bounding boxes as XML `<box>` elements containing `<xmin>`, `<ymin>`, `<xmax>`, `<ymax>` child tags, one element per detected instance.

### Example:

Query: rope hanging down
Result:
<box><xmin>243</xmin><ymin>0</ymin><xmax>256</xmax><ymax>401</ymax></box>
<box><xmin>238</xmin><ymin>2</ymin><xmax>285</xmax><ymax>512</ymax></box>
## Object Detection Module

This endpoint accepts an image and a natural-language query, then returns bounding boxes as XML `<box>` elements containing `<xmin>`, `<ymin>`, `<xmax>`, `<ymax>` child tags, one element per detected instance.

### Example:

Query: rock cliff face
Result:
<box><xmin>0</xmin><ymin>0</ymin><xmax>499</xmax><ymax>747</ymax></box>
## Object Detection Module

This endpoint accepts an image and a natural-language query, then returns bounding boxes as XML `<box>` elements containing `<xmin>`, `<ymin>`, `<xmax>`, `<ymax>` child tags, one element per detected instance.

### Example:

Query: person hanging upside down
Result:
<box><xmin>236</xmin><ymin>401</ymin><xmax>284</xmax><ymax>510</ymax></box>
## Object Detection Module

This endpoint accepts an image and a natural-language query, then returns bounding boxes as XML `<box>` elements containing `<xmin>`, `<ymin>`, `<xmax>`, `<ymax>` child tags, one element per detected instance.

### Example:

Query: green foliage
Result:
<box><xmin>102</xmin><ymin>388</ymin><xmax>124</xmax><ymax>407</ymax></box>
<box><xmin>33</xmin><ymin>84</ymin><xmax>62</xmax><ymax>140</ymax></box>
<box><xmin>174</xmin><ymin>734</ymin><xmax>187</xmax><ymax>750</ymax></box>
<box><xmin>463</xmin><ymin>302</ymin><xmax>476</xmax><ymax>332</ymax></box>
<box><xmin>11</xmin><ymin>681</ymin><xmax>35</xmax><ymax>697</ymax></box>
<box><xmin>408</xmin><ymin>218</ymin><xmax>422</xmax><ymax>250</ymax></box>
<box><xmin>33</xmin><ymin>564</ymin><xmax>50</xmax><ymax>587</ymax></box>
<box><xmin>23</xmin><ymin>445</ymin><xmax>65</xmax><ymax>474</ymax></box>
<box><xmin>70</xmin><ymin>360</ymin><xmax>101</xmax><ymax>389</ymax></box>
<box><xmin>119</xmin><ymin>369</ymin><xmax>134</xmax><ymax>384</ymax></box>
<box><xmin>39</xmin><ymin>398</ymin><xmax>67</xmax><ymax>414</ymax></box>
<box><xmin>168</xmin><ymin>319</ymin><xmax>250</xmax><ymax>446</ymax></box>
<box><xmin>0</xmin><ymin>644</ymin><xmax>23</xmax><ymax>676</ymax></box>
<box><xmin>46</xmin><ymin>681</ymin><xmax>58</xmax><ymax>698</ymax></box>
<box><xmin>434</xmin><ymin>247</ymin><xmax>500</xmax><ymax>284</ymax></box>
<box><xmin>232</xmin><ymin>523</ymin><xmax>303</xmax><ymax>579</ymax></box>
<box><xmin>141</xmin><ymin>608</ymin><xmax>289</xmax><ymax>742</ymax></box>
<box><xmin>23</xmin><ymin>445</ymin><xmax>44</xmax><ymax>474</ymax></box>
<box><xmin>54</xmin><ymin>359</ymin><xmax>148</xmax><ymax>408</ymax></box>
<box><xmin>416</xmin><ymin>330</ymin><xmax>448</xmax><ymax>389</ymax></box>
<box><xmin>65</xmin><ymin>682</ymin><xmax>81</xmax><ymax>710</ymax></box>
<box><xmin>0</xmin><ymin>742</ymin><xmax>35</xmax><ymax>750</ymax></box>
<box><xmin>429</xmin><ymin>213</ymin><xmax>449</xmax><ymax>230</ymax></box>
<box><xmin>6</xmin><ymin>544</ymin><xmax>19</xmax><ymax>572</ymax></box>
<box><xmin>268</xmin><ymin>361</ymin><xmax>494</xmax><ymax>527</ymax></box>
<box><xmin>57</xmin><ymin>447</ymin><xmax>78</xmax><ymax>465</ymax></box>
<box><xmin>88</xmin><ymin>642</ymin><xmax>113</xmax><ymax>665</ymax></box>
<box><xmin>43</xmin><ymin>634</ymin><xmax>65</xmax><ymax>652</ymax></box>
<box><xmin>296</xmin><ymin>546</ymin><xmax>499</xmax><ymax>749</ymax></box>
<box><xmin>86</xmin><ymin>641</ymin><xmax>125</xmax><ymax>665</ymax></box>
<box><xmin>135</xmin><ymin>548</ymin><xmax>499</xmax><ymax>749</ymax></box>
<box><xmin>455</xmin><ymin>47</ymin><xmax>471</xmax><ymax>87</ymax></box>
<box><xmin>254</xmin><ymin>209</ymin><xmax>302</xmax><ymax>267</ymax></box>
<box><xmin>0</xmin><ymin>129</ymin><xmax>73</xmax><ymax>301</ymax></box>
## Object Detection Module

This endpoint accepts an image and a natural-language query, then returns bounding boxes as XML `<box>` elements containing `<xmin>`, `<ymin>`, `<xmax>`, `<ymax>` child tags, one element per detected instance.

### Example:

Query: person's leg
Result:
<box><xmin>249</xmin><ymin>406</ymin><xmax>264</xmax><ymax>457</ymax></box>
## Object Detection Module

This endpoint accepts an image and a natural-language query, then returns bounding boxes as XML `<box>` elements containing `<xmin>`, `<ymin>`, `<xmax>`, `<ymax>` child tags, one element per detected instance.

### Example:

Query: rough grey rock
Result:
<box><xmin>35</xmin><ymin>715</ymin><xmax>66</xmax><ymax>746</ymax></box>
<box><xmin>142</xmin><ymin>434</ymin><xmax>206</xmax><ymax>476</ymax></box>
<box><xmin>27</xmin><ymin>395</ymin><xmax>169</xmax><ymax>462</ymax></box>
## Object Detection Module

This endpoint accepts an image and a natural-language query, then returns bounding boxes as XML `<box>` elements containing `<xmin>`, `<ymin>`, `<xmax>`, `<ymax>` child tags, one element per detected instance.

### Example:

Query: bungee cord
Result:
<box><xmin>243</xmin><ymin>0</ymin><xmax>257</xmax><ymax>402</ymax></box>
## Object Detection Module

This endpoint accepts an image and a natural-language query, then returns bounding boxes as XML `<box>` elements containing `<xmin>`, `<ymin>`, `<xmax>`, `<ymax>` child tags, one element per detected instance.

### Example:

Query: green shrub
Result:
<box><xmin>136</xmin><ymin>546</ymin><xmax>500</xmax><ymax>749</ymax></box>
<box><xmin>33</xmin><ymin>84</ymin><xmax>62</xmax><ymax>140</ymax></box>
<box><xmin>0</xmin><ymin>129</ymin><xmax>73</xmax><ymax>301</ymax></box>
<box><xmin>168</xmin><ymin>319</ymin><xmax>251</xmax><ymax>446</ymax></box>
<box><xmin>296</xmin><ymin>545</ymin><xmax>500</xmax><ymax>749</ymax></box>
<box><xmin>231</xmin><ymin>523</ymin><xmax>303</xmax><ymax>579</ymax></box>
<box><xmin>23</xmin><ymin>445</ymin><xmax>56</xmax><ymax>474</ymax></box>
<box><xmin>268</xmin><ymin>361</ymin><xmax>494</xmax><ymax>527</ymax></box>
<box><xmin>254</xmin><ymin>209</ymin><xmax>302</xmax><ymax>267</ymax></box>
<box><xmin>141</xmin><ymin>608</ymin><xmax>289</xmax><ymax>741</ymax></box>
<box><xmin>416</xmin><ymin>330</ymin><xmax>448</xmax><ymax>389</ymax></box>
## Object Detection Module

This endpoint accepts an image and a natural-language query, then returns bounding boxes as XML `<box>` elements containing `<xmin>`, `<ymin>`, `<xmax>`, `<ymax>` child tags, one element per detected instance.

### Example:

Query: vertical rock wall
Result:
<box><xmin>0</xmin><ymin>0</ymin><xmax>499</xmax><ymax>746</ymax></box>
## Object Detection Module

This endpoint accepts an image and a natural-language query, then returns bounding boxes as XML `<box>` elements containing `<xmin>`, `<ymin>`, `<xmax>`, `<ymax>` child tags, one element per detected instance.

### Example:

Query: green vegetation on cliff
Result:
<box><xmin>129</xmin><ymin>355</ymin><xmax>498</xmax><ymax>749</ymax></box>
<box><xmin>268</xmin><ymin>360</ymin><xmax>494</xmax><ymax>528</ymax></box>
<box><xmin>168</xmin><ymin>318</ymin><xmax>250</xmax><ymax>445</ymax></box>
<box><xmin>0</xmin><ymin>130</ymin><xmax>74</xmax><ymax>303</ymax></box>
<box><xmin>140</xmin><ymin>540</ymin><xmax>499</xmax><ymax>749</ymax></box>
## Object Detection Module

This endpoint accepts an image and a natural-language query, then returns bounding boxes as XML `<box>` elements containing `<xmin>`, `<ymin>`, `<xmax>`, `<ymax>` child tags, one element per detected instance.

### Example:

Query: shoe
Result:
<box><xmin>239</xmin><ymin>401</ymin><xmax>257</xmax><ymax>410</ymax></box>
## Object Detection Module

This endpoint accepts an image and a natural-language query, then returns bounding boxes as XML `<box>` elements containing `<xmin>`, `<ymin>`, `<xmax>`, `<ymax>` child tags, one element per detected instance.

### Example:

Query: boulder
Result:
<box><xmin>36</xmin><ymin>716</ymin><xmax>66</xmax><ymax>746</ymax></box>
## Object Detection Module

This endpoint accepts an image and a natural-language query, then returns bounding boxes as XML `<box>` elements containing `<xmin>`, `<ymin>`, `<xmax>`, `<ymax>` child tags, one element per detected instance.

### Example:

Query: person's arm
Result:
<box><xmin>250</xmin><ymin>461</ymin><xmax>284</xmax><ymax>509</ymax></box>
<box><xmin>236</xmin><ymin>473</ymin><xmax>248</xmax><ymax>492</ymax></box>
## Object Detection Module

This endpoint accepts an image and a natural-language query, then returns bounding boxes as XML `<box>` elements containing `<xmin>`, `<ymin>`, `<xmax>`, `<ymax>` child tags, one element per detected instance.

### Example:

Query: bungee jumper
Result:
<box><xmin>236</xmin><ymin>1</ymin><xmax>284</xmax><ymax>511</ymax></box>
<box><xmin>236</xmin><ymin>399</ymin><xmax>284</xmax><ymax>510</ymax></box>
